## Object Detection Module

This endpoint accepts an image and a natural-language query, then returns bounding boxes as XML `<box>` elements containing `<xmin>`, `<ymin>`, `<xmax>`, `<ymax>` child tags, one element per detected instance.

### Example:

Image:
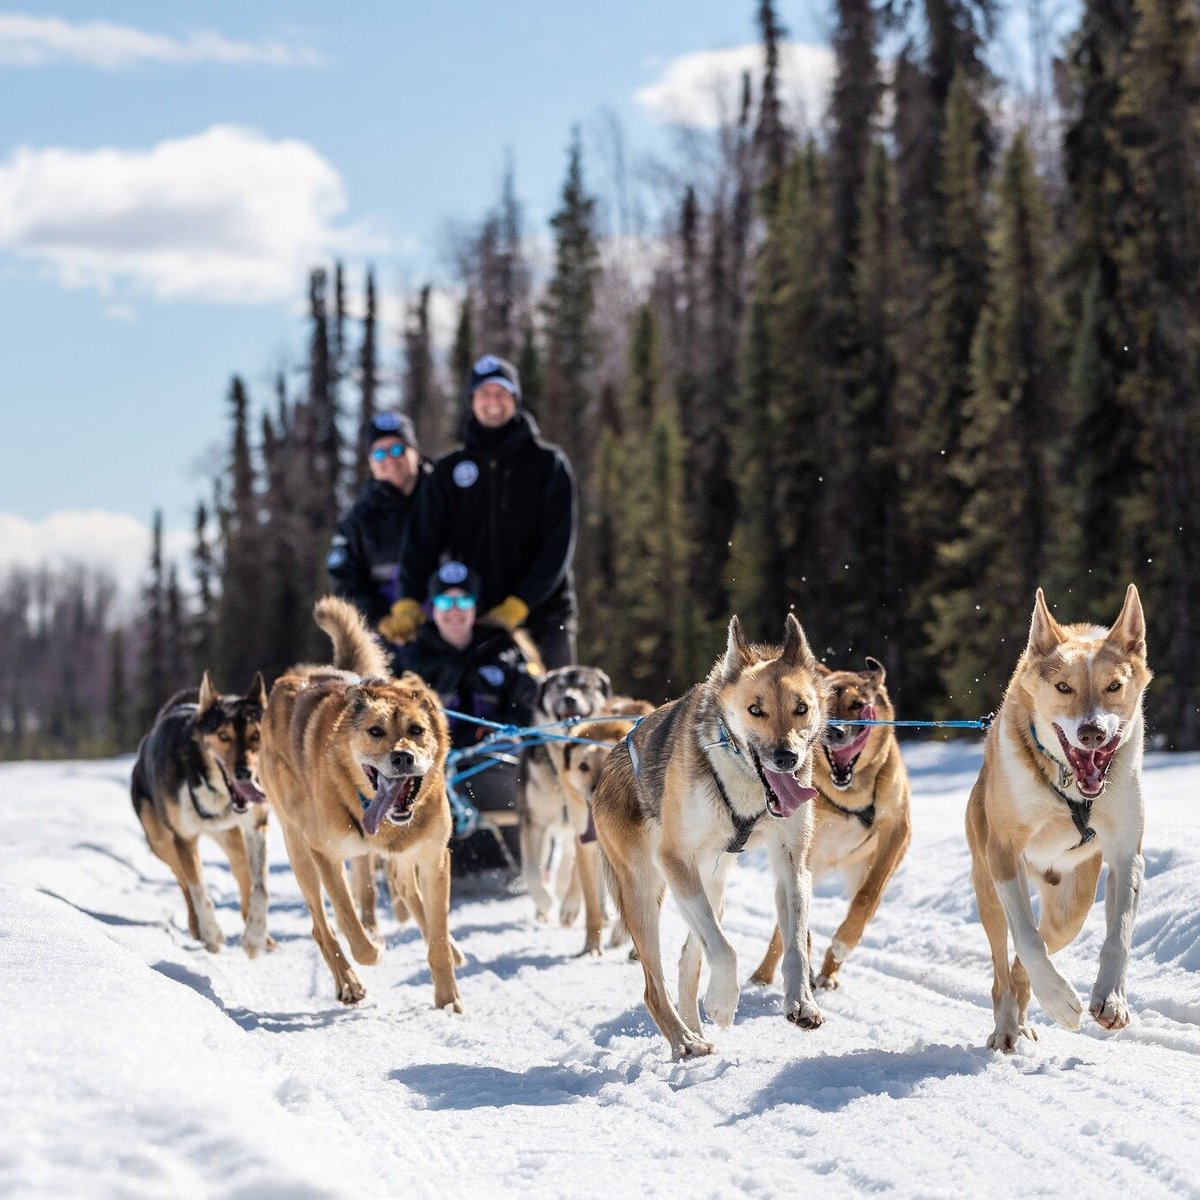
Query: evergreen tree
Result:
<box><xmin>307</xmin><ymin>267</ymin><xmax>340</xmax><ymax>530</ymax></box>
<box><xmin>403</xmin><ymin>284</ymin><xmax>439</xmax><ymax>452</ymax></box>
<box><xmin>190</xmin><ymin>500</ymin><xmax>216</xmax><ymax>673</ymax></box>
<box><xmin>929</xmin><ymin>132</ymin><xmax>1061</xmax><ymax>711</ymax></box>
<box><xmin>136</xmin><ymin>509</ymin><xmax>167</xmax><ymax>729</ymax></box>
<box><xmin>754</xmin><ymin>0</ymin><xmax>790</xmax><ymax>212</ymax></box>
<box><xmin>355</xmin><ymin>267</ymin><xmax>378</xmax><ymax>489</ymax></box>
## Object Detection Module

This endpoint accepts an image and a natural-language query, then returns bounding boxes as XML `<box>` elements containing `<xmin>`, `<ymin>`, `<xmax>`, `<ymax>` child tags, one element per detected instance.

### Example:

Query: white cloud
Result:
<box><xmin>0</xmin><ymin>125</ymin><xmax>381</xmax><ymax>304</ymax></box>
<box><xmin>635</xmin><ymin>41</ymin><xmax>836</xmax><ymax>130</ymax></box>
<box><xmin>0</xmin><ymin>510</ymin><xmax>192</xmax><ymax>603</ymax></box>
<box><xmin>0</xmin><ymin>13</ymin><xmax>326</xmax><ymax>69</ymax></box>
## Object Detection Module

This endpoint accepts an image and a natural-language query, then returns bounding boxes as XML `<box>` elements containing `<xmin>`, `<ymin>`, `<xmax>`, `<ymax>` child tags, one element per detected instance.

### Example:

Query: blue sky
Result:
<box><xmin>0</xmin><ymin>1</ymin><xmax>1055</xmax><ymax>591</ymax></box>
<box><xmin>0</xmin><ymin>2</ymin><xmax>840</xmax><ymax>586</ymax></box>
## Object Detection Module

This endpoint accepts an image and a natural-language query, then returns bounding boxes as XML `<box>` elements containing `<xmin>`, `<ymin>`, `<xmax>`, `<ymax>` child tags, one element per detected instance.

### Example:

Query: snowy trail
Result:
<box><xmin>2</xmin><ymin>744</ymin><xmax>1198</xmax><ymax>1198</ymax></box>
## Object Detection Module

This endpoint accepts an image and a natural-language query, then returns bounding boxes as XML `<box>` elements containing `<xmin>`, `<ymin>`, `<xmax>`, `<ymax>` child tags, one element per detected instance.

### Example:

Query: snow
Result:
<box><xmin>1</xmin><ymin>742</ymin><xmax>1198</xmax><ymax>1199</ymax></box>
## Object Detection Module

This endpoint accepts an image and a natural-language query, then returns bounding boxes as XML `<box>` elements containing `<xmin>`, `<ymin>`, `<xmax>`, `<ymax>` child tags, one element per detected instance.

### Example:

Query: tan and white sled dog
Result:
<box><xmin>967</xmin><ymin>584</ymin><xmax>1151</xmax><ymax>1051</ymax></box>
<box><xmin>592</xmin><ymin>614</ymin><xmax>828</xmax><ymax>1058</ymax></box>
<box><xmin>750</xmin><ymin>656</ymin><xmax>911</xmax><ymax>990</ymax></box>
<box><xmin>131</xmin><ymin>672</ymin><xmax>271</xmax><ymax>955</ymax></box>
<box><xmin>260</xmin><ymin>597</ymin><xmax>462</xmax><ymax>1009</ymax></box>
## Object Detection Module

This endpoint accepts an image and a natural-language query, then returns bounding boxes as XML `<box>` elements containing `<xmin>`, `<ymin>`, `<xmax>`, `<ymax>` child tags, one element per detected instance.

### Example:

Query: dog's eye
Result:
<box><xmin>579</xmin><ymin>762</ymin><xmax>591</xmax><ymax>774</ymax></box>
<box><xmin>795</xmin><ymin>702</ymin><xmax>809</xmax><ymax>716</ymax></box>
<box><xmin>408</xmin><ymin>723</ymin><xmax>425</xmax><ymax>738</ymax></box>
<box><xmin>1055</xmin><ymin>682</ymin><xmax>1073</xmax><ymax>695</ymax></box>
<box><xmin>217</xmin><ymin>732</ymin><xmax>232</xmax><ymax>744</ymax></box>
<box><xmin>1106</xmin><ymin>680</ymin><xmax>1122</xmax><ymax>693</ymax></box>
<box><xmin>748</xmin><ymin>703</ymin><xmax>764</xmax><ymax>718</ymax></box>
<box><xmin>367</xmin><ymin>725</ymin><xmax>386</xmax><ymax>738</ymax></box>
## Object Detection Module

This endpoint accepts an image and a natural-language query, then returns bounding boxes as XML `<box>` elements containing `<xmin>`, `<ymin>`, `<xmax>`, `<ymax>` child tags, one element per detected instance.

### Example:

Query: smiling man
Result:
<box><xmin>388</xmin><ymin>354</ymin><xmax>579</xmax><ymax>669</ymax></box>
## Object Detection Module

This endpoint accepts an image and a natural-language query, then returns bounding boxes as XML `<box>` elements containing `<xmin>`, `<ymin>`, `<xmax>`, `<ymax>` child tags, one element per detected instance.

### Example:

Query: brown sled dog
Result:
<box><xmin>260</xmin><ymin>596</ymin><xmax>462</xmax><ymax>1009</ymax></box>
<box><xmin>593</xmin><ymin>614</ymin><xmax>829</xmax><ymax>1059</ymax></box>
<box><xmin>750</xmin><ymin>656</ymin><xmax>911</xmax><ymax>990</ymax></box>
<box><xmin>966</xmin><ymin>585</ymin><xmax>1151</xmax><ymax>1051</ymax></box>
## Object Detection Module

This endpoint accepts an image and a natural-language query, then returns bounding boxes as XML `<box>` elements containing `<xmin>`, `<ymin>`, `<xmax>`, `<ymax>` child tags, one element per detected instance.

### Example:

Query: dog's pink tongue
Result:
<box><xmin>233</xmin><ymin>780</ymin><xmax>266</xmax><ymax>805</ymax></box>
<box><xmin>362</xmin><ymin>776</ymin><xmax>402</xmax><ymax>837</ymax></box>
<box><xmin>770</xmin><ymin>771</ymin><xmax>820</xmax><ymax>818</ymax></box>
<box><xmin>830</xmin><ymin>705</ymin><xmax>875</xmax><ymax>765</ymax></box>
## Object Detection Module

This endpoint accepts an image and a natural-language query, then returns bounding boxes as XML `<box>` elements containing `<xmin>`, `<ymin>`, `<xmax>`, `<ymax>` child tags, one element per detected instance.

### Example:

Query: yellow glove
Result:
<box><xmin>484</xmin><ymin>595</ymin><xmax>529</xmax><ymax>632</ymax></box>
<box><xmin>378</xmin><ymin>597</ymin><xmax>425</xmax><ymax>643</ymax></box>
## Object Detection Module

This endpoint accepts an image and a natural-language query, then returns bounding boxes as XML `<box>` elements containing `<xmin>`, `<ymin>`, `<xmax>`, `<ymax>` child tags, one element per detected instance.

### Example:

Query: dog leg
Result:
<box><xmin>560</xmin><ymin>855</ymin><xmax>583</xmax><ymax>928</ymax></box>
<box><xmin>349</xmin><ymin>855</ymin><xmax>379</xmax><ymax>933</ymax></box>
<box><xmin>521</xmin><ymin>816</ymin><xmax>557</xmax><ymax>922</ymax></box>
<box><xmin>661</xmin><ymin>851</ymin><xmax>740</xmax><ymax>1030</ymax></box>
<box><xmin>768</xmin><ymin>841</ymin><xmax>823</xmax><ymax>1029</ymax></box>
<box><xmin>383</xmin><ymin>854</ymin><xmax>412</xmax><ymax>926</ymax></box>
<box><xmin>173</xmin><ymin>835</ymin><xmax>224</xmax><ymax>952</ymax></box>
<box><xmin>311</xmin><ymin>850</ymin><xmax>383</xmax><ymax>966</ymax></box>
<box><xmin>216</xmin><ymin>827</ymin><xmax>252</xmax><ymax>921</ymax></box>
<box><xmin>137</xmin><ymin>803</ymin><xmax>201</xmax><ymax>940</ymax></box>
<box><xmin>970</xmin><ymin>847</ymin><xmax>1033</xmax><ymax>1050</ymax></box>
<box><xmin>280</xmin><ymin>823</ymin><xmax>365</xmax><ymax>1004</ymax></box>
<box><xmin>393</xmin><ymin>858</ymin><xmax>465</xmax><ymax>969</ymax></box>
<box><xmin>574</xmin><ymin>841</ymin><xmax>605</xmax><ymax>956</ymax></box>
<box><xmin>241</xmin><ymin>820</ymin><xmax>270</xmax><ymax>957</ymax></box>
<box><xmin>817</xmin><ymin>822</ymin><xmax>910</xmax><ymax>989</ymax></box>
<box><xmin>1090</xmin><ymin>844</ymin><xmax>1143</xmax><ymax>1031</ymax></box>
<box><xmin>749</xmin><ymin>927</ymin><xmax>783</xmax><ymax>986</ymax></box>
<box><xmin>420</xmin><ymin>846</ymin><xmax>463</xmax><ymax>1012</ymax></box>
<box><xmin>991</xmin><ymin>846</ymin><xmax>1082</xmax><ymax>1031</ymax></box>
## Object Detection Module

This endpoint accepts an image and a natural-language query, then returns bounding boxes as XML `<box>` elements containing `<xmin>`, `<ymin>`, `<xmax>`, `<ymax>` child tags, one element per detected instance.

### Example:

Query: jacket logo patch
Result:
<box><xmin>479</xmin><ymin>665</ymin><xmax>505</xmax><ymax>687</ymax></box>
<box><xmin>453</xmin><ymin>460</ymin><xmax>480</xmax><ymax>488</ymax></box>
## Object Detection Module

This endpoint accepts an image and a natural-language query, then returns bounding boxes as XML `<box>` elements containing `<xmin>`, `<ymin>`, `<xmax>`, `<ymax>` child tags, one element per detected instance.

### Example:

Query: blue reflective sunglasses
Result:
<box><xmin>432</xmin><ymin>593</ymin><xmax>476</xmax><ymax>612</ymax></box>
<box><xmin>371</xmin><ymin>442</ymin><xmax>407</xmax><ymax>461</ymax></box>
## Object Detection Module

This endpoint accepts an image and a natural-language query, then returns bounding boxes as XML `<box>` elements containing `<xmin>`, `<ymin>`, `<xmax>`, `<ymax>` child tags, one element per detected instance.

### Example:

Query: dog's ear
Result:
<box><xmin>345</xmin><ymin>685</ymin><xmax>368</xmax><ymax>720</ymax></box>
<box><xmin>864</xmin><ymin>656</ymin><xmax>886</xmax><ymax>684</ymax></box>
<box><xmin>1028</xmin><ymin>588</ymin><xmax>1065</xmax><ymax>656</ymax></box>
<box><xmin>198</xmin><ymin>670</ymin><xmax>218</xmax><ymax>712</ymax></box>
<box><xmin>722</xmin><ymin>615</ymin><xmax>752</xmax><ymax>677</ymax></box>
<box><xmin>596</xmin><ymin>669</ymin><xmax>613</xmax><ymax>698</ymax></box>
<box><xmin>780</xmin><ymin>612</ymin><xmax>816</xmax><ymax>671</ymax></box>
<box><xmin>1107</xmin><ymin>583</ymin><xmax>1146</xmax><ymax>659</ymax></box>
<box><xmin>246</xmin><ymin>671</ymin><xmax>267</xmax><ymax>710</ymax></box>
<box><xmin>815</xmin><ymin>661</ymin><xmax>832</xmax><ymax>677</ymax></box>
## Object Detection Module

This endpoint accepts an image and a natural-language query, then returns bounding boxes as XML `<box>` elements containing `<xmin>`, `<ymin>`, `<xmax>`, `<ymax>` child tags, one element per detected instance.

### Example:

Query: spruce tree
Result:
<box><xmin>136</xmin><ymin>509</ymin><xmax>167</xmax><ymax>729</ymax></box>
<box><xmin>403</xmin><ymin>284</ymin><xmax>439</xmax><ymax>453</ymax></box>
<box><xmin>355</xmin><ymin>267</ymin><xmax>378</xmax><ymax>489</ymax></box>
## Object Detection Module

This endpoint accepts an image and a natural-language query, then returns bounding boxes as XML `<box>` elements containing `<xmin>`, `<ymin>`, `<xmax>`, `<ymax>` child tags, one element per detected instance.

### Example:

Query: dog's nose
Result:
<box><xmin>772</xmin><ymin>747</ymin><xmax>799</xmax><ymax>772</ymax></box>
<box><xmin>1077</xmin><ymin>723</ymin><xmax>1106</xmax><ymax>750</ymax></box>
<box><xmin>390</xmin><ymin>749</ymin><xmax>415</xmax><ymax>772</ymax></box>
<box><xmin>235</xmin><ymin>765</ymin><xmax>253</xmax><ymax>781</ymax></box>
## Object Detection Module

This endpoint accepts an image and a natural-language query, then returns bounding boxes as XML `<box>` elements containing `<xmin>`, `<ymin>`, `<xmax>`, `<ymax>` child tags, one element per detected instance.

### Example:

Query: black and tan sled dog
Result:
<box><xmin>131</xmin><ymin>672</ymin><xmax>271</xmax><ymax>955</ymax></box>
<box><xmin>751</xmin><ymin>656</ymin><xmax>911</xmax><ymax>990</ymax></box>
<box><xmin>259</xmin><ymin>596</ymin><xmax>462</xmax><ymax>1009</ymax></box>
<box><xmin>593</xmin><ymin>614</ymin><xmax>829</xmax><ymax>1059</ymax></box>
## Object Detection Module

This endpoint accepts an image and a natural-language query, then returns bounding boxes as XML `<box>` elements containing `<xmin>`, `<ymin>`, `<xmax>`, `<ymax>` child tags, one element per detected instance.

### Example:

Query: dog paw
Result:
<box><xmin>337</xmin><ymin>974</ymin><xmax>366</xmax><ymax>1005</ymax></box>
<box><xmin>815</xmin><ymin>972</ymin><xmax>840</xmax><ymax>991</ymax></box>
<box><xmin>436</xmin><ymin>992</ymin><xmax>464</xmax><ymax>1014</ymax></box>
<box><xmin>264</xmin><ymin>934</ymin><xmax>278</xmax><ymax>952</ymax></box>
<box><xmin>352</xmin><ymin>936</ymin><xmax>383</xmax><ymax>966</ymax></box>
<box><xmin>987</xmin><ymin>1022</ymin><xmax>1038</xmax><ymax>1053</ymax></box>
<box><xmin>450</xmin><ymin>937</ymin><xmax>466</xmax><ymax>968</ymax></box>
<box><xmin>534</xmin><ymin>909</ymin><xmax>551</xmax><ymax>924</ymax></box>
<box><xmin>574</xmin><ymin>939</ymin><xmax>603</xmax><ymax>959</ymax></box>
<box><xmin>671</xmin><ymin>1028</ymin><xmax>715</xmax><ymax>1059</ymax></box>
<box><xmin>200</xmin><ymin>925</ymin><xmax>225</xmax><ymax>953</ymax></box>
<box><xmin>785</xmin><ymin>999</ymin><xmax>825</xmax><ymax>1029</ymax></box>
<box><xmin>704</xmin><ymin>965</ymin><xmax>740</xmax><ymax>1029</ymax></box>
<box><xmin>1089</xmin><ymin>990</ymin><xmax>1131</xmax><ymax>1031</ymax></box>
<box><xmin>559</xmin><ymin>898</ymin><xmax>581</xmax><ymax>927</ymax></box>
<box><xmin>748</xmin><ymin>967</ymin><xmax>776</xmax><ymax>987</ymax></box>
<box><xmin>1033</xmin><ymin>970</ymin><xmax>1083</xmax><ymax>1030</ymax></box>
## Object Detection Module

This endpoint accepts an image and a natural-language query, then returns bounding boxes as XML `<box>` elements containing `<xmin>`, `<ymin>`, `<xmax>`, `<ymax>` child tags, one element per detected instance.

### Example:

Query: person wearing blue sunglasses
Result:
<box><xmin>327</xmin><ymin>410</ymin><xmax>431</xmax><ymax>628</ymax></box>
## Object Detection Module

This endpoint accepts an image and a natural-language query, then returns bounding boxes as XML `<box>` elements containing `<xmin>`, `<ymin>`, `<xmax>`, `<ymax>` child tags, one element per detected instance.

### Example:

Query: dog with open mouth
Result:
<box><xmin>591</xmin><ymin>613</ymin><xmax>829</xmax><ymax>1058</ymax></box>
<box><xmin>260</xmin><ymin>596</ymin><xmax>461</xmax><ymax>1009</ymax></box>
<box><xmin>966</xmin><ymin>584</ymin><xmax>1152</xmax><ymax>1051</ymax></box>
<box><xmin>131</xmin><ymin>671</ymin><xmax>271</xmax><ymax>955</ymax></box>
<box><xmin>750</xmin><ymin>655</ymin><xmax>911</xmax><ymax>991</ymax></box>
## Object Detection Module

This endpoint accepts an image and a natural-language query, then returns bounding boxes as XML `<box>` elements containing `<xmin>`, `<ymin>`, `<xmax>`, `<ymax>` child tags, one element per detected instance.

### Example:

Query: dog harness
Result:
<box><xmin>1026</xmin><ymin>721</ymin><xmax>1097</xmax><ymax>848</ymax></box>
<box><xmin>819</xmin><ymin>781</ymin><xmax>877</xmax><ymax>830</ymax></box>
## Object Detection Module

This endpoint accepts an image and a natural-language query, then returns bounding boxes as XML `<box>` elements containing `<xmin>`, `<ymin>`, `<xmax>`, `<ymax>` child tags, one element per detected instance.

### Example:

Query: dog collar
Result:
<box><xmin>818</xmin><ymin>778</ymin><xmax>878</xmax><ymax>830</ymax></box>
<box><xmin>1026</xmin><ymin>721</ymin><xmax>1096</xmax><ymax>848</ymax></box>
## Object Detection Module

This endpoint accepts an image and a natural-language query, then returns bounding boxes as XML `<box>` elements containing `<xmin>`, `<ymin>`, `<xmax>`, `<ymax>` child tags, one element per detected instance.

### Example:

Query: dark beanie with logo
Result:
<box><xmin>360</xmin><ymin>410</ymin><xmax>417</xmax><ymax>453</ymax></box>
<box><xmin>467</xmin><ymin>354</ymin><xmax>521</xmax><ymax>403</ymax></box>
<box><xmin>427</xmin><ymin>559</ymin><xmax>483</xmax><ymax>599</ymax></box>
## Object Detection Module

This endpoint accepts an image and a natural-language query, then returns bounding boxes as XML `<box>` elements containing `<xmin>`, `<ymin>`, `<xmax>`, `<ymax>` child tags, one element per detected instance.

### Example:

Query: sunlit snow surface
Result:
<box><xmin>1</xmin><ymin>743</ymin><xmax>1198</xmax><ymax>1198</ymax></box>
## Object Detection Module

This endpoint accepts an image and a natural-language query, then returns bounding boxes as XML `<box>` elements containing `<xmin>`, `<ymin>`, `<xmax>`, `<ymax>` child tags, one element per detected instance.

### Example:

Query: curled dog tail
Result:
<box><xmin>313</xmin><ymin>596</ymin><xmax>391</xmax><ymax>679</ymax></box>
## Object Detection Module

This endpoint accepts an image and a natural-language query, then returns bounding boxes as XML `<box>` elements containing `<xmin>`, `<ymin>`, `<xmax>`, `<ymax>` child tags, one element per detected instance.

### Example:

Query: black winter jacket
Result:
<box><xmin>327</xmin><ymin>464</ymin><xmax>432</xmax><ymax>625</ymax></box>
<box><xmin>393</xmin><ymin>622</ymin><xmax>537</xmax><ymax>750</ymax></box>
<box><xmin>398</xmin><ymin>412</ymin><xmax>577</xmax><ymax>622</ymax></box>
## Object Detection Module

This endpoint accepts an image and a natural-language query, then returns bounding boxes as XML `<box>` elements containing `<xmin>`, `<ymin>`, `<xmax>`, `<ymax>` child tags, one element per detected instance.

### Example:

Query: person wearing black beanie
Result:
<box><xmin>386</xmin><ymin>354</ymin><xmax>578</xmax><ymax>669</ymax></box>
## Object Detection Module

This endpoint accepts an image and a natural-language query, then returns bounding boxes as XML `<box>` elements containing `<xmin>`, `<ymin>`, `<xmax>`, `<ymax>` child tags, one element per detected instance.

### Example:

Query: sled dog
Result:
<box><xmin>751</xmin><ymin>656</ymin><xmax>911</xmax><ymax>990</ymax></box>
<box><xmin>593</xmin><ymin>614</ymin><xmax>828</xmax><ymax>1058</ymax></box>
<box><xmin>519</xmin><ymin>665</ymin><xmax>613</xmax><ymax>921</ymax></box>
<box><xmin>260</xmin><ymin>596</ymin><xmax>462</xmax><ymax>1009</ymax></box>
<box><xmin>131</xmin><ymin>672</ymin><xmax>271</xmax><ymax>955</ymax></box>
<box><xmin>966</xmin><ymin>585</ymin><xmax>1151</xmax><ymax>1051</ymax></box>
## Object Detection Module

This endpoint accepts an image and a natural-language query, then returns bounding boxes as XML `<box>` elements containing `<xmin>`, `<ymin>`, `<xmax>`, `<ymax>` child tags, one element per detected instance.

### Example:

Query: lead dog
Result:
<box><xmin>131</xmin><ymin>672</ymin><xmax>270</xmax><ymax>955</ymax></box>
<box><xmin>593</xmin><ymin>614</ymin><xmax>828</xmax><ymax>1058</ymax></box>
<box><xmin>260</xmin><ymin>597</ymin><xmax>461</xmax><ymax>1009</ymax></box>
<box><xmin>750</xmin><ymin>656</ymin><xmax>911</xmax><ymax>990</ymax></box>
<box><xmin>966</xmin><ymin>584</ymin><xmax>1151</xmax><ymax>1051</ymax></box>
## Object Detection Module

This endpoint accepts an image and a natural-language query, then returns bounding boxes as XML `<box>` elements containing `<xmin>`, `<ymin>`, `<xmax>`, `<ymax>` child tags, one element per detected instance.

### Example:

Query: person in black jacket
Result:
<box><xmin>327</xmin><ymin>411</ymin><xmax>431</xmax><ymax>628</ymax></box>
<box><xmin>384</xmin><ymin>355</ymin><xmax>578</xmax><ymax>669</ymax></box>
<box><xmin>394</xmin><ymin>561</ymin><xmax>536</xmax><ymax>868</ymax></box>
